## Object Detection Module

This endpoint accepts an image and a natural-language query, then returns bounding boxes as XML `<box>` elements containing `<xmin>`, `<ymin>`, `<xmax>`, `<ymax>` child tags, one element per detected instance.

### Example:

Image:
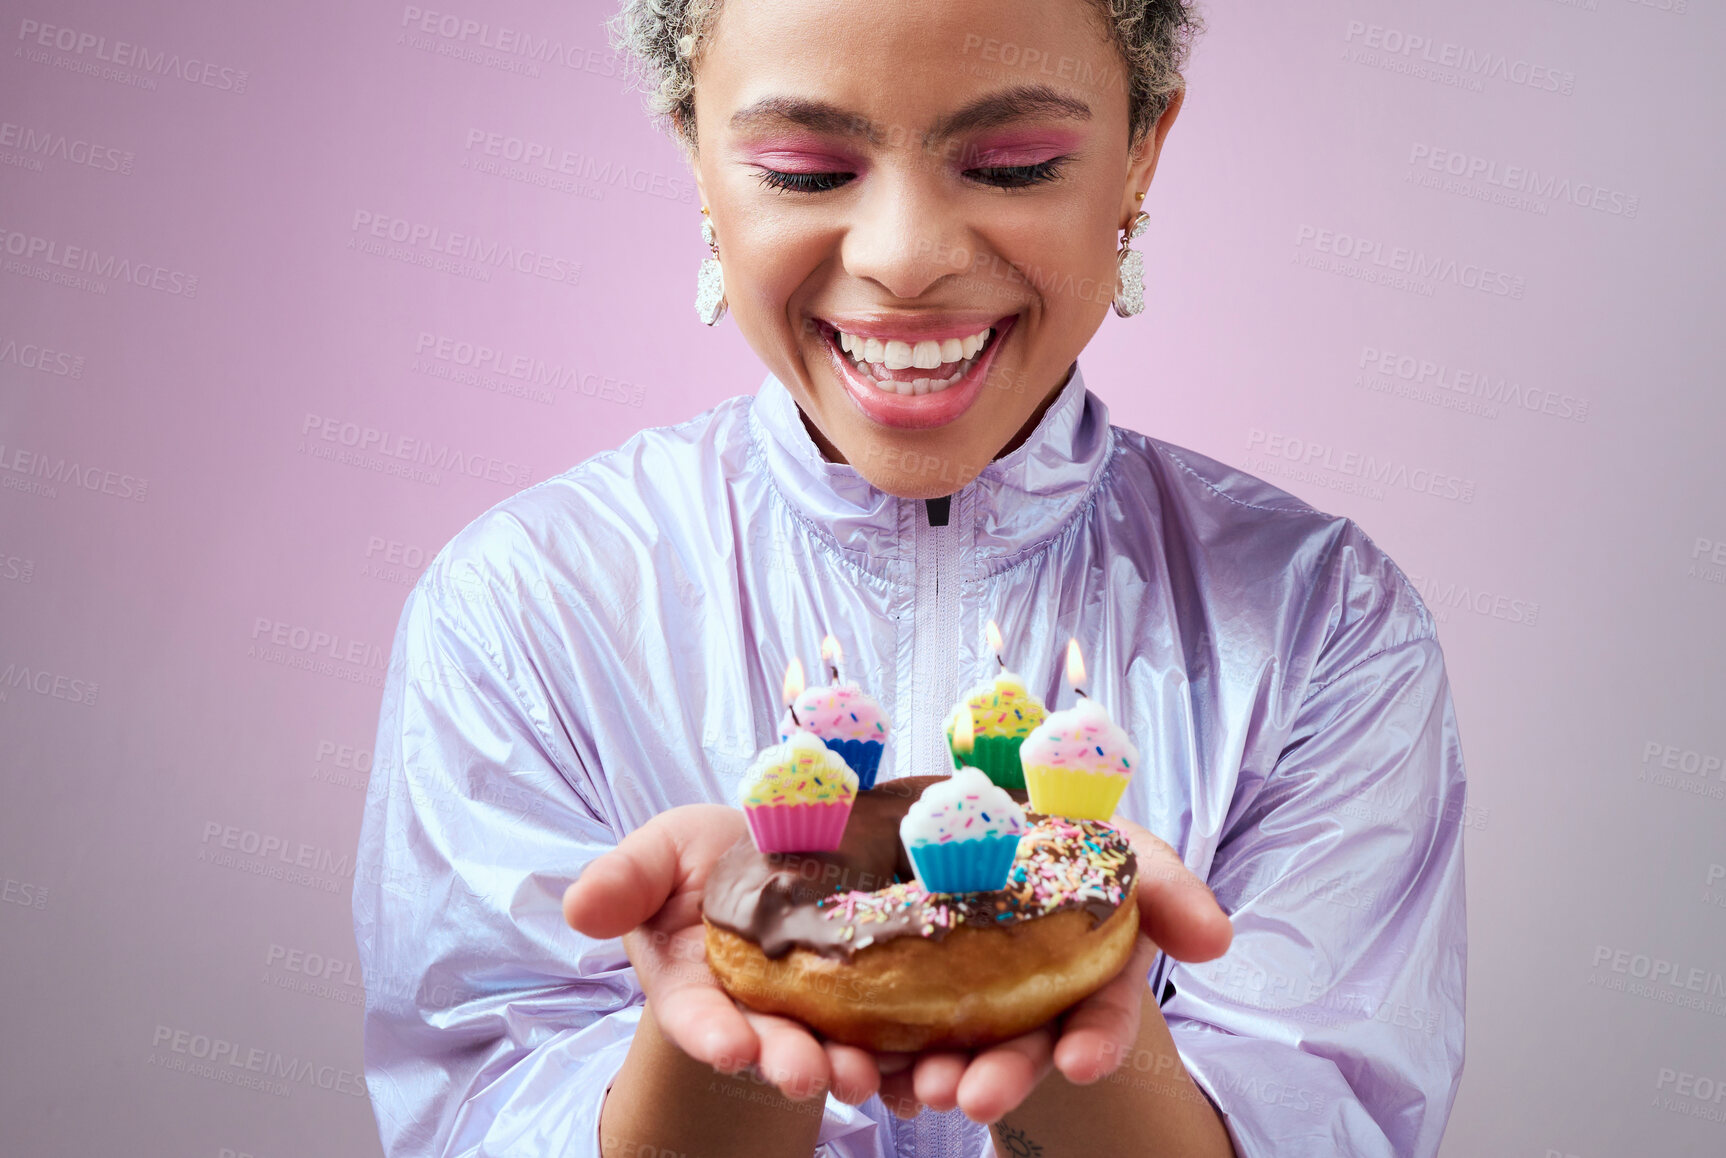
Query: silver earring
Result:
<box><xmin>695</xmin><ymin>206</ymin><xmax>727</xmax><ymax>326</ymax></box>
<box><xmin>1112</xmin><ymin>209</ymin><xmax>1151</xmax><ymax>318</ymax></box>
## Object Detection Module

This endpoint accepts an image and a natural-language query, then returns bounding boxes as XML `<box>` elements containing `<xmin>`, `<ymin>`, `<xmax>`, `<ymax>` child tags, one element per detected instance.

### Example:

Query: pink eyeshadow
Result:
<box><xmin>958</xmin><ymin>131</ymin><xmax>1085</xmax><ymax>167</ymax></box>
<box><xmin>738</xmin><ymin>142</ymin><xmax>861</xmax><ymax>172</ymax></box>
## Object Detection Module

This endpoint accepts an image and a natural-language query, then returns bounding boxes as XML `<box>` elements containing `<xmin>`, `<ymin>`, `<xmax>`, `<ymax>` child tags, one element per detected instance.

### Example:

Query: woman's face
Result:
<box><xmin>687</xmin><ymin>0</ymin><xmax>1181</xmax><ymax>498</ymax></box>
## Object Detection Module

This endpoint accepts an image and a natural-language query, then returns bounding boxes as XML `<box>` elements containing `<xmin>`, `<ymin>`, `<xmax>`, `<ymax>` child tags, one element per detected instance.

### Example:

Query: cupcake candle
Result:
<box><xmin>899</xmin><ymin>759</ymin><xmax>1028</xmax><ymax>894</ymax></box>
<box><xmin>738</xmin><ymin>730</ymin><xmax>860</xmax><ymax>853</ymax></box>
<box><xmin>778</xmin><ymin>636</ymin><xmax>891</xmax><ymax>789</ymax></box>
<box><xmin>1020</xmin><ymin>640</ymin><xmax>1139</xmax><ymax>820</ymax></box>
<box><xmin>942</xmin><ymin>620</ymin><xmax>1047</xmax><ymax>790</ymax></box>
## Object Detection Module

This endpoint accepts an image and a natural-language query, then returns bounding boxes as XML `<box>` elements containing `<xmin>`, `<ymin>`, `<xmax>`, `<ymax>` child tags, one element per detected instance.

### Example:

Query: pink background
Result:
<box><xmin>3</xmin><ymin>1</ymin><xmax>1723</xmax><ymax>1155</ymax></box>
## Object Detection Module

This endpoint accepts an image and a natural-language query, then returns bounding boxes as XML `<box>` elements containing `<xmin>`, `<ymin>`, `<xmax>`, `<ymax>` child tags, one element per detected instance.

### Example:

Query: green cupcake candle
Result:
<box><xmin>943</xmin><ymin>621</ymin><xmax>1047</xmax><ymax>790</ymax></box>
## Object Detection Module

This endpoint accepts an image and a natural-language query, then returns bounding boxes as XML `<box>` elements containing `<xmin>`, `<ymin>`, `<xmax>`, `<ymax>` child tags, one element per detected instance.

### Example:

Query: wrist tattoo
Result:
<box><xmin>994</xmin><ymin>1121</ymin><xmax>1044</xmax><ymax>1158</ymax></box>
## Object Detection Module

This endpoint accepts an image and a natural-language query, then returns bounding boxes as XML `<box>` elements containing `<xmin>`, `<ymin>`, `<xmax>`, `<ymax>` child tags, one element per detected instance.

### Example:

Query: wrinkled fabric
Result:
<box><xmin>353</xmin><ymin>363</ymin><xmax>1467</xmax><ymax>1158</ymax></box>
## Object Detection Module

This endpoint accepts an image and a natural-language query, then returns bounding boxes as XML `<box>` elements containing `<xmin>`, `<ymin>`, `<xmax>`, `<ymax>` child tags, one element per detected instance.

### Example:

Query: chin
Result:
<box><xmin>846</xmin><ymin>437</ymin><xmax>989</xmax><ymax>500</ymax></box>
<box><xmin>869</xmin><ymin>473</ymin><xmax>976</xmax><ymax>501</ymax></box>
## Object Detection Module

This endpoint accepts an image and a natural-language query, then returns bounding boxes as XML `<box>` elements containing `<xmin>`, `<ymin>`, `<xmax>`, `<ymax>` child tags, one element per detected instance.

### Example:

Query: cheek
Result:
<box><xmin>988</xmin><ymin>195</ymin><xmax>1118</xmax><ymax>302</ymax></box>
<box><xmin>997</xmin><ymin>225</ymin><xmax>1115</xmax><ymax>322</ymax></box>
<box><xmin>719</xmin><ymin>216</ymin><xmax>830</xmax><ymax>324</ymax></box>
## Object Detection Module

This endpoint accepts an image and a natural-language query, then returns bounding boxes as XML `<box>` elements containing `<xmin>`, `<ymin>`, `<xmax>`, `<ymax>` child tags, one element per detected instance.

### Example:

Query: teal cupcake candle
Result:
<box><xmin>899</xmin><ymin>765</ymin><xmax>1029</xmax><ymax>894</ymax></box>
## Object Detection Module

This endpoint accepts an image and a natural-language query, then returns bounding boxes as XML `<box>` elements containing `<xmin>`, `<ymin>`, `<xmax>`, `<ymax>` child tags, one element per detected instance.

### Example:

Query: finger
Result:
<box><xmin>1052</xmin><ymin>938</ymin><xmax>1160</xmax><ymax>1085</ymax></box>
<box><xmin>877</xmin><ymin>1067</ymin><xmax>921</xmax><ymax>1119</ymax></box>
<box><xmin>910</xmin><ymin>1050</ymin><xmax>970</xmax><ymax>1112</ymax></box>
<box><xmin>955</xmin><ymin>1027</ymin><xmax>1056</xmax><ymax>1124</ymax></box>
<box><xmin>742</xmin><ymin>1010</ymin><xmax>832</xmax><ymax>1102</ymax></box>
<box><xmin>1111</xmin><ymin>816</ymin><xmax>1233</xmax><ymax>962</ymax></box>
<box><xmin>823</xmin><ymin>1041</ymin><xmax>881</xmax><ymax>1106</ymax></box>
<box><xmin>646</xmin><ymin>980</ymin><xmax>759</xmax><ymax>1075</ymax></box>
<box><xmin>563</xmin><ymin>804</ymin><xmax>742</xmax><ymax>937</ymax></box>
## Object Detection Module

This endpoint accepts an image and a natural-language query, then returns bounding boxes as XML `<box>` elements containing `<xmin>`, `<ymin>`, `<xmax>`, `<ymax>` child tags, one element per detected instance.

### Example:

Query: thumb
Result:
<box><xmin>1110</xmin><ymin>815</ymin><xmax>1233</xmax><ymax>963</ymax></box>
<box><xmin>562</xmin><ymin>803</ymin><xmax>743</xmax><ymax>938</ymax></box>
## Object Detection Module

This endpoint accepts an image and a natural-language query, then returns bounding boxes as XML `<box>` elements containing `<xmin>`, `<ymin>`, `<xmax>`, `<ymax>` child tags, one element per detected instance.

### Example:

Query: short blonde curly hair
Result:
<box><xmin>608</xmin><ymin>0</ymin><xmax>1203</xmax><ymax>150</ymax></box>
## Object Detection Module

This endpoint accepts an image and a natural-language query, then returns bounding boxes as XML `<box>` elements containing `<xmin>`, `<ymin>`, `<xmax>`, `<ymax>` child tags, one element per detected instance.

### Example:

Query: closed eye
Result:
<box><xmin>756</xmin><ymin>168</ymin><xmax>855</xmax><ymax>194</ymax></box>
<box><xmin>753</xmin><ymin>156</ymin><xmax>1068</xmax><ymax>194</ymax></box>
<box><xmin>965</xmin><ymin>158</ymin><xmax>1067</xmax><ymax>188</ymax></box>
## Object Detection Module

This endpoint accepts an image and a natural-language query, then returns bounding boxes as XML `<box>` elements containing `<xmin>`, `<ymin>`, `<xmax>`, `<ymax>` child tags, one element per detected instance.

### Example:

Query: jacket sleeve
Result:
<box><xmin>353</xmin><ymin>570</ymin><xmax>640</xmax><ymax>1158</ymax></box>
<box><xmin>1159</xmin><ymin>563</ymin><xmax>1469</xmax><ymax>1156</ymax></box>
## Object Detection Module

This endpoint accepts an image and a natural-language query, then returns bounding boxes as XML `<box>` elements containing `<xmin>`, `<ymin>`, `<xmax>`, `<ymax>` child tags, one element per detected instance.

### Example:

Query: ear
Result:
<box><xmin>1119</xmin><ymin>86</ymin><xmax>1186</xmax><ymax>228</ymax></box>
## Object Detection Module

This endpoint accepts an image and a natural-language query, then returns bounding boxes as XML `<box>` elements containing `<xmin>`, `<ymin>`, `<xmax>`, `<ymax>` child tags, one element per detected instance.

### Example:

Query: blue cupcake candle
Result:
<box><xmin>777</xmin><ymin>636</ymin><xmax>890</xmax><ymax>789</ymax></box>
<box><xmin>900</xmin><ymin>761</ymin><xmax>1029</xmax><ymax>894</ymax></box>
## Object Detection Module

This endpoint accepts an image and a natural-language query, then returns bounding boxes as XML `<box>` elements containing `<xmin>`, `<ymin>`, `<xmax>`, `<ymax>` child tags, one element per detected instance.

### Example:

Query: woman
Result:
<box><xmin>353</xmin><ymin>1</ymin><xmax>1468</xmax><ymax>1155</ymax></box>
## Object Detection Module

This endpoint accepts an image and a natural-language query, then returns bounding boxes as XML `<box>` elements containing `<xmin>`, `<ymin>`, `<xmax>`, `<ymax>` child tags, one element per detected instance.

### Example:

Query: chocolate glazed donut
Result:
<box><xmin>702</xmin><ymin>775</ymin><xmax>1140</xmax><ymax>1052</ymax></box>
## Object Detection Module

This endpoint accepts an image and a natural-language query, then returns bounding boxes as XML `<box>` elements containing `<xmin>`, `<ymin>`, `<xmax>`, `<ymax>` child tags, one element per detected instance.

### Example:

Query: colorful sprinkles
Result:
<box><xmin>740</xmin><ymin>737</ymin><xmax>858</xmax><ymax>807</ymax></box>
<box><xmin>813</xmin><ymin>816</ymin><xmax>1133</xmax><ymax>947</ymax></box>
<box><xmin>912</xmin><ymin>786</ymin><xmax>1026</xmax><ymax>844</ymax></box>
<box><xmin>779</xmin><ymin>684</ymin><xmax>889</xmax><ymax>743</ymax></box>
<box><xmin>1021</xmin><ymin>706</ymin><xmax>1134</xmax><ymax>774</ymax></box>
<box><xmin>947</xmin><ymin>678</ymin><xmax>1047</xmax><ymax>741</ymax></box>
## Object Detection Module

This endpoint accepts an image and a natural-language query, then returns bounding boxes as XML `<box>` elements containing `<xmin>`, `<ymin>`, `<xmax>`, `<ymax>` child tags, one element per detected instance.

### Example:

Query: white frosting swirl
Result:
<box><xmin>899</xmin><ymin>765</ymin><xmax>1027</xmax><ymax>846</ymax></box>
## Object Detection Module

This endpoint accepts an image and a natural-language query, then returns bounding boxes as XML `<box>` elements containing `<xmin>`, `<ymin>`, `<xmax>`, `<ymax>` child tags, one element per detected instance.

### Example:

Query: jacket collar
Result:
<box><xmin>749</xmin><ymin>362</ymin><xmax>1116</xmax><ymax>567</ymax></box>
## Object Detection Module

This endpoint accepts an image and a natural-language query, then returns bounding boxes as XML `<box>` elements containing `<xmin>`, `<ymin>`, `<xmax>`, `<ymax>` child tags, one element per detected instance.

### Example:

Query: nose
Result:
<box><xmin>841</xmin><ymin>163</ymin><xmax>970</xmax><ymax>300</ymax></box>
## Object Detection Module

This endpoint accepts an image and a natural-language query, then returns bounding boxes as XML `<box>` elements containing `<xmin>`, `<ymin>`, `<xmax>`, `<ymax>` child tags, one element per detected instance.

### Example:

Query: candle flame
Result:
<box><xmin>820</xmin><ymin>634</ymin><xmax>843</xmax><ymax>665</ymax></box>
<box><xmin>1065</xmin><ymin>638</ymin><xmax>1087</xmax><ymax>691</ymax></box>
<box><xmin>953</xmin><ymin>703</ymin><xmax>975</xmax><ymax>754</ymax></box>
<box><xmin>985</xmin><ymin>620</ymin><xmax>1003</xmax><ymax>654</ymax></box>
<box><xmin>782</xmin><ymin>658</ymin><xmax>805</xmax><ymax>706</ymax></box>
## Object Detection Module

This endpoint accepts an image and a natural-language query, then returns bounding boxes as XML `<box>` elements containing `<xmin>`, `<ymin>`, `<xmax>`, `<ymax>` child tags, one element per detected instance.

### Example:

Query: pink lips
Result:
<box><xmin>819</xmin><ymin>315</ymin><xmax>1017</xmax><ymax>431</ymax></box>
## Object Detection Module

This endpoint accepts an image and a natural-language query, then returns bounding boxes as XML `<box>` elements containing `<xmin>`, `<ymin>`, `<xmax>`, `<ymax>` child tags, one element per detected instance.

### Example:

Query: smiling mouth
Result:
<box><xmin>816</xmin><ymin>321</ymin><xmax>1005</xmax><ymax>396</ymax></box>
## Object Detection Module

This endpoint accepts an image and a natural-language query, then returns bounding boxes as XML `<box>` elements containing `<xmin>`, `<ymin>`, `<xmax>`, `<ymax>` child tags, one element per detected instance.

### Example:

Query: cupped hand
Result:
<box><xmin>874</xmin><ymin>816</ymin><xmax>1233</xmax><ymax>1123</ymax></box>
<box><xmin>561</xmin><ymin>803</ymin><xmax>882</xmax><ymax>1106</ymax></box>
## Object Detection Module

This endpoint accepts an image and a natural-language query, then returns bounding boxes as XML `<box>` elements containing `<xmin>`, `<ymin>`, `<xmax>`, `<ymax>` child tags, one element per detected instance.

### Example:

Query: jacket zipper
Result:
<box><xmin>909</xmin><ymin>495</ymin><xmax>967</xmax><ymax>778</ymax></box>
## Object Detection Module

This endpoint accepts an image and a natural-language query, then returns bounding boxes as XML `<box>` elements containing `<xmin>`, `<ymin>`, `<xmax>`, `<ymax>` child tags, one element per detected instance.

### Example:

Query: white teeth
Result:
<box><xmin>900</xmin><ymin>368</ymin><xmax>965</xmax><ymax>396</ymax></box>
<box><xmin>836</xmin><ymin>326</ymin><xmax>992</xmax><ymax>365</ymax></box>
<box><xmin>830</xmin><ymin>325</ymin><xmax>995</xmax><ymax>397</ymax></box>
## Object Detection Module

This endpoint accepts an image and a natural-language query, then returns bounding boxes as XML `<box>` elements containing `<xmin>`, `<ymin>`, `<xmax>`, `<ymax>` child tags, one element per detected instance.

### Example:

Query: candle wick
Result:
<box><xmin>995</xmin><ymin>653</ymin><xmax>1005</xmax><ymax>671</ymax></box>
<box><xmin>1074</xmin><ymin>687</ymin><xmax>1089</xmax><ymax>699</ymax></box>
<box><xmin>789</xmin><ymin>703</ymin><xmax>802</xmax><ymax>727</ymax></box>
<box><xmin>828</xmin><ymin>663</ymin><xmax>840</xmax><ymax>685</ymax></box>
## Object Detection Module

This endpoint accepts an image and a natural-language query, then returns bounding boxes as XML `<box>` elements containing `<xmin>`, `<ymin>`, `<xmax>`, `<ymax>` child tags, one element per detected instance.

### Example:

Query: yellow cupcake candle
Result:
<box><xmin>942</xmin><ymin>620</ymin><xmax>1047</xmax><ymax>790</ymax></box>
<box><xmin>1021</xmin><ymin>640</ymin><xmax>1139</xmax><ymax>820</ymax></box>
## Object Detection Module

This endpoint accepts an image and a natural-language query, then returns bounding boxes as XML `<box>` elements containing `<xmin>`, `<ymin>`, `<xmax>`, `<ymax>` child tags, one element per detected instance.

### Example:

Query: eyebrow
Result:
<box><xmin>729</xmin><ymin>97</ymin><xmax>875</xmax><ymax>139</ymax></box>
<box><xmin>728</xmin><ymin>84</ymin><xmax>1092</xmax><ymax>146</ymax></box>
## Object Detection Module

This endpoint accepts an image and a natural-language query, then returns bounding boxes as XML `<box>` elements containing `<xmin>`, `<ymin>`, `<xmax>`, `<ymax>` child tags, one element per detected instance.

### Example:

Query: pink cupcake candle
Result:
<box><xmin>738</xmin><ymin>731</ymin><xmax>859</xmax><ymax>853</ymax></box>
<box><xmin>778</xmin><ymin>636</ymin><xmax>890</xmax><ymax>789</ymax></box>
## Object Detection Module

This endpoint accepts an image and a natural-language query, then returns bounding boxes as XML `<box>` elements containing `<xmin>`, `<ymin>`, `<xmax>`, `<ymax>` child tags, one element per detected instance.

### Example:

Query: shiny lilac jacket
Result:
<box><xmin>353</xmin><ymin>363</ymin><xmax>1468</xmax><ymax>1157</ymax></box>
